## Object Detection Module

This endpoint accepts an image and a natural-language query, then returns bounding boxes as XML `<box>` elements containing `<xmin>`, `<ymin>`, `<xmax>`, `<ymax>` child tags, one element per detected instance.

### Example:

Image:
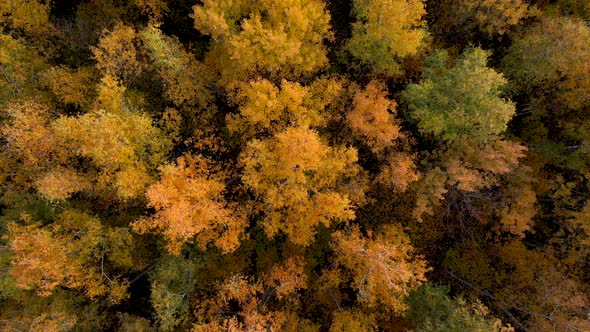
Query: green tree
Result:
<box><xmin>402</xmin><ymin>47</ymin><xmax>515</xmax><ymax>143</ymax></box>
<box><xmin>406</xmin><ymin>284</ymin><xmax>512</xmax><ymax>332</ymax></box>
<box><xmin>0</xmin><ymin>34</ymin><xmax>48</xmax><ymax>104</ymax></box>
<box><xmin>149</xmin><ymin>255</ymin><xmax>195</xmax><ymax>331</ymax></box>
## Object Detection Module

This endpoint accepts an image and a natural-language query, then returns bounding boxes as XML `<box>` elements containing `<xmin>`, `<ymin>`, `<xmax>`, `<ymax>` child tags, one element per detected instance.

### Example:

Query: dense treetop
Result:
<box><xmin>0</xmin><ymin>0</ymin><xmax>588</xmax><ymax>331</ymax></box>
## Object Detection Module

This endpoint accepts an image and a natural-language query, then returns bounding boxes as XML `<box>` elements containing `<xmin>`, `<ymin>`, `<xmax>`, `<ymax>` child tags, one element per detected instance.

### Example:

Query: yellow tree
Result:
<box><xmin>8</xmin><ymin>211</ymin><xmax>134</xmax><ymax>304</ymax></box>
<box><xmin>227</xmin><ymin>78</ymin><xmax>336</xmax><ymax>139</ymax></box>
<box><xmin>346</xmin><ymin>0</ymin><xmax>427</xmax><ymax>76</ymax></box>
<box><xmin>0</xmin><ymin>100</ymin><xmax>92</xmax><ymax>202</ymax></box>
<box><xmin>263</xmin><ymin>256</ymin><xmax>308</xmax><ymax>300</ymax></box>
<box><xmin>0</xmin><ymin>0</ymin><xmax>54</xmax><ymax>41</ymax></box>
<box><xmin>458</xmin><ymin>0</ymin><xmax>533</xmax><ymax>36</ymax></box>
<box><xmin>329</xmin><ymin>310</ymin><xmax>377</xmax><ymax>332</ymax></box>
<box><xmin>332</xmin><ymin>225</ymin><xmax>428</xmax><ymax>313</ymax></box>
<box><xmin>1</xmin><ymin>100</ymin><xmax>65</xmax><ymax>171</ymax></box>
<box><xmin>241</xmin><ymin>125</ymin><xmax>363</xmax><ymax>246</ymax></box>
<box><xmin>40</xmin><ymin>66</ymin><xmax>98</xmax><ymax>109</ymax></box>
<box><xmin>133</xmin><ymin>0</ymin><xmax>168</xmax><ymax>22</ymax></box>
<box><xmin>132</xmin><ymin>154</ymin><xmax>246</xmax><ymax>255</ymax></box>
<box><xmin>0</xmin><ymin>0</ymin><xmax>50</xmax><ymax>32</ymax></box>
<box><xmin>52</xmin><ymin>76</ymin><xmax>171</xmax><ymax>200</ymax></box>
<box><xmin>91</xmin><ymin>22</ymin><xmax>146</xmax><ymax>86</ymax></box>
<box><xmin>376</xmin><ymin>152</ymin><xmax>421</xmax><ymax>192</ymax></box>
<box><xmin>493</xmin><ymin>165</ymin><xmax>537</xmax><ymax>237</ymax></box>
<box><xmin>346</xmin><ymin>80</ymin><xmax>401</xmax><ymax>154</ymax></box>
<box><xmin>192</xmin><ymin>0</ymin><xmax>332</xmax><ymax>85</ymax></box>
<box><xmin>0</xmin><ymin>85</ymin><xmax>169</xmax><ymax>202</ymax></box>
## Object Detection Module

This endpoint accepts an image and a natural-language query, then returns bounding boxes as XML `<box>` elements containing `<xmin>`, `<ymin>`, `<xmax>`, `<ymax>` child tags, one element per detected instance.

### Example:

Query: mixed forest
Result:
<box><xmin>0</xmin><ymin>0</ymin><xmax>589</xmax><ymax>331</ymax></box>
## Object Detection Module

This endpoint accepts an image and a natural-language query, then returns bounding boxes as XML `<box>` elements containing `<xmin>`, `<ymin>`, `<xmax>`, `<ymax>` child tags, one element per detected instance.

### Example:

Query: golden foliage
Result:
<box><xmin>117</xmin><ymin>313</ymin><xmax>154</xmax><ymax>332</ymax></box>
<box><xmin>332</xmin><ymin>225</ymin><xmax>428</xmax><ymax>313</ymax></box>
<box><xmin>193</xmin><ymin>275</ymin><xmax>288</xmax><ymax>332</ymax></box>
<box><xmin>264</xmin><ymin>257</ymin><xmax>307</xmax><ymax>299</ymax></box>
<box><xmin>91</xmin><ymin>23</ymin><xmax>146</xmax><ymax>85</ymax></box>
<box><xmin>498</xmin><ymin>186</ymin><xmax>536</xmax><ymax>236</ymax></box>
<box><xmin>573</xmin><ymin>201</ymin><xmax>590</xmax><ymax>246</ymax></box>
<box><xmin>347</xmin><ymin>0</ymin><xmax>427</xmax><ymax>75</ymax></box>
<box><xmin>413</xmin><ymin>167</ymin><xmax>449</xmax><ymax>221</ymax></box>
<box><xmin>0</xmin><ymin>1</ymin><xmax>585</xmax><ymax>330</ymax></box>
<box><xmin>228</xmin><ymin>78</ymin><xmax>328</xmax><ymax>138</ymax></box>
<box><xmin>0</xmin><ymin>0</ymin><xmax>53</xmax><ymax>37</ymax></box>
<box><xmin>52</xmin><ymin>76</ymin><xmax>170</xmax><ymax>199</ymax></box>
<box><xmin>346</xmin><ymin>81</ymin><xmax>401</xmax><ymax>154</ymax></box>
<box><xmin>446</xmin><ymin>138</ymin><xmax>526</xmax><ymax>190</ymax></box>
<box><xmin>1</xmin><ymin>100</ymin><xmax>61</xmax><ymax>169</ymax></box>
<box><xmin>134</xmin><ymin>0</ymin><xmax>168</xmax><ymax>22</ymax></box>
<box><xmin>41</xmin><ymin>66</ymin><xmax>97</xmax><ymax>108</ymax></box>
<box><xmin>496</xmin><ymin>167</ymin><xmax>537</xmax><ymax>237</ymax></box>
<box><xmin>376</xmin><ymin>153</ymin><xmax>420</xmax><ymax>191</ymax></box>
<box><xmin>193</xmin><ymin>0</ymin><xmax>332</xmax><ymax>84</ymax></box>
<box><xmin>34</xmin><ymin>168</ymin><xmax>91</xmax><ymax>202</ymax></box>
<box><xmin>8</xmin><ymin>212</ymin><xmax>134</xmax><ymax>303</ymax></box>
<box><xmin>28</xmin><ymin>310</ymin><xmax>78</xmax><ymax>332</ymax></box>
<box><xmin>329</xmin><ymin>310</ymin><xmax>376</xmax><ymax>332</ymax></box>
<box><xmin>467</xmin><ymin>0</ymin><xmax>533</xmax><ymax>35</ymax></box>
<box><xmin>241</xmin><ymin>126</ymin><xmax>361</xmax><ymax>245</ymax></box>
<box><xmin>132</xmin><ymin>155</ymin><xmax>246</xmax><ymax>255</ymax></box>
<box><xmin>0</xmin><ymin>34</ymin><xmax>48</xmax><ymax>103</ymax></box>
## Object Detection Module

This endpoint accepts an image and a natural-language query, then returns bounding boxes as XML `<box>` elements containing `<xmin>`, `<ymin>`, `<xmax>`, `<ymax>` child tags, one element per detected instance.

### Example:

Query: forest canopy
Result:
<box><xmin>0</xmin><ymin>0</ymin><xmax>588</xmax><ymax>331</ymax></box>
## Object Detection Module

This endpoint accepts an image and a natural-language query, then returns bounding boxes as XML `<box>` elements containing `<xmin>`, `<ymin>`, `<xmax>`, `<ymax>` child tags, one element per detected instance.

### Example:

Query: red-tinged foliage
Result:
<box><xmin>132</xmin><ymin>155</ymin><xmax>246</xmax><ymax>255</ymax></box>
